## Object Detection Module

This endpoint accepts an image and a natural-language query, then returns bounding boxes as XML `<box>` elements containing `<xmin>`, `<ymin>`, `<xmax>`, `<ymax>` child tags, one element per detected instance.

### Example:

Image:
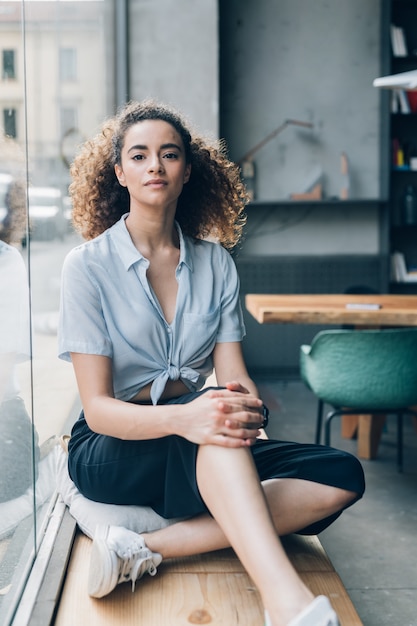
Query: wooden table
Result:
<box><xmin>245</xmin><ymin>294</ymin><xmax>417</xmax><ymax>327</ymax></box>
<box><xmin>245</xmin><ymin>294</ymin><xmax>417</xmax><ymax>459</ymax></box>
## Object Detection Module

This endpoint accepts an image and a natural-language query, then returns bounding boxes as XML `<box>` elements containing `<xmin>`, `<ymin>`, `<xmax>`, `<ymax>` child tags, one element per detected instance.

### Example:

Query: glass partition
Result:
<box><xmin>0</xmin><ymin>1</ymin><xmax>114</xmax><ymax>621</ymax></box>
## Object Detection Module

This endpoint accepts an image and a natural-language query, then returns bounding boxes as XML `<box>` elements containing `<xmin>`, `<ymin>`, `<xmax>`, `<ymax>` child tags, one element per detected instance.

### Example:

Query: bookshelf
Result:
<box><xmin>388</xmin><ymin>0</ymin><xmax>417</xmax><ymax>291</ymax></box>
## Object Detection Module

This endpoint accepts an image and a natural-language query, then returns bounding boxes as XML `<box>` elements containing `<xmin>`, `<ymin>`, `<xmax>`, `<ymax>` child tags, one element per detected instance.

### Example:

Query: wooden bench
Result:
<box><xmin>49</xmin><ymin>380</ymin><xmax>362</xmax><ymax>625</ymax></box>
<box><xmin>54</xmin><ymin>528</ymin><xmax>363</xmax><ymax>626</ymax></box>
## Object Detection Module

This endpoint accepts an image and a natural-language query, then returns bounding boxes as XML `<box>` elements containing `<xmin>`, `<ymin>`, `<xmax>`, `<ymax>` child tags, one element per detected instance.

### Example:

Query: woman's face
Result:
<box><xmin>114</xmin><ymin>119</ymin><xmax>191</xmax><ymax>212</ymax></box>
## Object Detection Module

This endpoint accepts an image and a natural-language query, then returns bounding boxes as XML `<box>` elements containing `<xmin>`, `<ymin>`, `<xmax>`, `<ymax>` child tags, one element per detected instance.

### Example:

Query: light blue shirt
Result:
<box><xmin>58</xmin><ymin>215</ymin><xmax>246</xmax><ymax>404</ymax></box>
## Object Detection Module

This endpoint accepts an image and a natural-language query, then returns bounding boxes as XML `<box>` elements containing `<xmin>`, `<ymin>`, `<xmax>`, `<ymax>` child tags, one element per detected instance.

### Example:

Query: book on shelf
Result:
<box><xmin>391</xmin><ymin>90</ymin><xmax>399</xmax><ymax>113</ymax></box>
<box><xmin>390</xmin><ymin>24</ymin><xmax>408</xmax><ymax>57</ymax></box>
<box><xmin>387</xmin><ymin>90</ymin><xmax>410</xmax><ymax>115</ymax></box>
<box><xmin>391</xmin><ymin>252</ymin><xmax>417</xmax><ymax>283</ymax></box>
<box><xmin>398</xmin><ymin>89</ymin><xmax>411</xmax><ymax>113</ymax></box>
<box><xmin>397</xmin><ymin>26</ymin><xmax>407</xmax><ymax>56</ymax></box>
<box><xmin>392</xmin><ymin>138</ymin><xmax>407</xmax><ymax>168</ymax></box>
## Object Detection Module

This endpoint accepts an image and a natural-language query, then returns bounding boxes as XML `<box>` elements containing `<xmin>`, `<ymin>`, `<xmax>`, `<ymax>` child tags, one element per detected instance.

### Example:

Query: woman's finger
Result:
<box><xmin>225</xmin><ymin>380</ymin><xmax>250</xmax><ymax>394</ymax></box>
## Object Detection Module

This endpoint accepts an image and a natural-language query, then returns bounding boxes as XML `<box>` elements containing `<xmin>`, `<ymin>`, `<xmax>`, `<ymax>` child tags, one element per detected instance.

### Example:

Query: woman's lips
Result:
<box><xmin>145</xmin><ymin>179</ymin><xmax>167</xmax><ymax>186</ymax></box>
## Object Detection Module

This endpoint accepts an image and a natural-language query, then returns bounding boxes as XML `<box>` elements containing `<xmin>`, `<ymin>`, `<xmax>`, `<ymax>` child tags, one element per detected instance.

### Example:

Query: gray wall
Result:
<box><xmin>125</xmin><ymin>2</ymin><xmax>384</xmax><ymax>260</ymax></box>
<box><xmin>129</xmin><ymin>0</ymin><xmax>219</xmax><ymax>137</ymax></box>
<box><xmin>241</xmin><ymin>203</ymin><xmax>380</xmax><ymax>256</ymax></box>
<box><xmin>125</xmin><ymin>2</ymin><xmax>385</xmax><ymax>258</ymax></box>
<box><xmin>220</xmin><ymin>0</ymin><xmax>382</xmax><ymax>202</ymax></box>
<box><xmin>127</xmin><ymin>0</ymin><xmax>382</xmax><ymax>203</ymax></box>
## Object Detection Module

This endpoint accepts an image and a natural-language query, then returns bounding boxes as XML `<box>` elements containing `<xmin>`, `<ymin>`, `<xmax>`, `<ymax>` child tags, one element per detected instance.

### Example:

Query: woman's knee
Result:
<box><xmin>333</xmin><ymin>487</ymin><xmax>360</xmax><ymax>510</ymax></box>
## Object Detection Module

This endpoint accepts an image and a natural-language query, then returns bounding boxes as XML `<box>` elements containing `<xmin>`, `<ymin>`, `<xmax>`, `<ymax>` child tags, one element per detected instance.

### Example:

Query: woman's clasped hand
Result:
<box><xmin>180</xmin><ymin>385</ymin><xmax>264</xmax><ymax>446</ymax></box>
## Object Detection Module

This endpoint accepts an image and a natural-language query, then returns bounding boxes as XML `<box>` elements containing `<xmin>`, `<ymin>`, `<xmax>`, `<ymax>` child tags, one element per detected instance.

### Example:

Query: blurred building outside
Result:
<box><xmin>0</xmin><ymin>0</ymin><xmax>112</xmax><ymax>196</ymax></box>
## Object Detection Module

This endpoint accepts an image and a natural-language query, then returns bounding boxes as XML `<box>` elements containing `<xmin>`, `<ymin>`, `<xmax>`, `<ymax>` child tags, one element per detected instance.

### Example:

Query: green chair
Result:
<box><xmin>300</xmin><ymin>328</ymin><xmax>417</xmax><ymax>471</ymax></box>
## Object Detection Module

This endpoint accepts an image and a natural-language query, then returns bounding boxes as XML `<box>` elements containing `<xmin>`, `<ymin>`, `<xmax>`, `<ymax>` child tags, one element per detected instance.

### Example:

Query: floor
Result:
<box><xmin>257</xmin><ymin>378</ymin><xmax>417</xmax><ymax>626</ymax></box>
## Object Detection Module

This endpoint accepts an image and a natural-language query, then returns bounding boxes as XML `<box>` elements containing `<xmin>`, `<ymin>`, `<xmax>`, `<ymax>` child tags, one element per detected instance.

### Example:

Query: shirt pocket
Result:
<box><xmin>181</xmin><ymin>308</ymin><xmax>220</xmax><ymax>362</ymax></box>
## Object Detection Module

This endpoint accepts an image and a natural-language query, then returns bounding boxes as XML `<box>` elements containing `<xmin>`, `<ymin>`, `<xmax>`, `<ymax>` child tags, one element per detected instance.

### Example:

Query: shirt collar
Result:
<box><xmin>176</xmin><ymin>220</ymin><xmax>193</xmax><ymax>272</ymax></box>
<box><xmin>110</xmin><ymin>213</ymin><xmax>194</xmax><ymax>272</ymax></box>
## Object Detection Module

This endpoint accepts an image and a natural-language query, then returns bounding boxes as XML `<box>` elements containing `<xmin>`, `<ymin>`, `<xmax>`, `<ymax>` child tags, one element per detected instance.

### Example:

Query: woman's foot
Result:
<box><xmin>88</xmin><ymin>525</ymin><xmax>162</xmax><ymax>598</ymax></box>
<box><xmin>265</xmin><ymin>595</ymin><xmax>340</xmax><ymax>626</ymax></box>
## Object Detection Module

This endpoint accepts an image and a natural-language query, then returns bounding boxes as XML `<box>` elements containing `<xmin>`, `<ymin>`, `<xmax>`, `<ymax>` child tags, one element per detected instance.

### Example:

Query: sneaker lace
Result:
<box><xmin>117</xmin><ymin>548</ymin><xmax>158</xmax><ymax>592</ymax></box>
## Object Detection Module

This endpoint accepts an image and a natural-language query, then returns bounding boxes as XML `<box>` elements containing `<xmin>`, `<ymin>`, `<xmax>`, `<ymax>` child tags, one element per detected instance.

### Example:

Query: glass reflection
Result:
<box><xmin>0</xmin><ymin>0</ymin><xmax>113</xmax><ymax>619</ymax></box>
<box><xmin>0</xmin><ymin>136</ymin><xmax>38</xmax><ymax>617</ymax></box>
<box><xmin>0</xmin><ymin>157</ymin><xmax>35</xmax><ymax>519</ymax></box>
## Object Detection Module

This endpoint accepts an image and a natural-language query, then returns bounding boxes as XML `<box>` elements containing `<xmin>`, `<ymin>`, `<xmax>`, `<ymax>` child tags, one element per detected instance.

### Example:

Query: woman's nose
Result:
<box><xmin>148</xmin><ymin>155</ymin><xmax>164</xmax><ymax>172</ymax></box>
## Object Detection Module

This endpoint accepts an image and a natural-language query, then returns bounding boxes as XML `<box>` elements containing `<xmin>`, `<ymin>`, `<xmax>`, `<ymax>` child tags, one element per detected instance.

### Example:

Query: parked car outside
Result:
<box><xmin>28</xmin><ymin>187</ymin><xmax>67</xmax><ymax>241</ymax></box>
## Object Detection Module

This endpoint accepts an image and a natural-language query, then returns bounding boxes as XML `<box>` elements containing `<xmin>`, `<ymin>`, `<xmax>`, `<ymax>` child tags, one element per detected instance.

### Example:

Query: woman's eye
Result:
<box><xmin>164</xmin><ymin>152</ymin><xmax>178</xmax><ymax>159</ymax></box>
<box><xmin>132</xmin><ymin>154</ymin><xmax>144</xmax><ymax>160</ymax></box>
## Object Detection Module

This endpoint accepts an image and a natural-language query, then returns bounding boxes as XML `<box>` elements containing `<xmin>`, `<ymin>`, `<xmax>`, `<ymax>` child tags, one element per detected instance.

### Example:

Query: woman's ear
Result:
<box><xmin>183</xmin><ymin>163</ymin><xmax>191</xmax><ymax>184</ymax></box>
<box><xmin>114</xmin><ymin>164</ymin><xmax>127</xmax><ymax>187</ymax></box>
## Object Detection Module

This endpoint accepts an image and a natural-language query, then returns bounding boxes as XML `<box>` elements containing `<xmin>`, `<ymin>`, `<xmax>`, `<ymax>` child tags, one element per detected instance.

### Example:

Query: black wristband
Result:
<box><xmin>262</xmin><ymin>404</ymin><xmax>269</xmax><ymax>429</ymax></box>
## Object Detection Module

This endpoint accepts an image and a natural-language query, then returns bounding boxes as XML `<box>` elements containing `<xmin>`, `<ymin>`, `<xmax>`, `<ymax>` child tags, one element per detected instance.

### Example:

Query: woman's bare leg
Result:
<box><xmin>143</xmin><ymin>445</ymin><xmax>357</xmax><ymax>626</ymax></box>
<box><xmin>143</xmin><ymin>477</ymin><xmax>356</xmax><ymax>559</ymax></box>
<box><xmin>195</xmin><ymin>445</ymin><xmax>310</xmax><ymax>626</ymax></box>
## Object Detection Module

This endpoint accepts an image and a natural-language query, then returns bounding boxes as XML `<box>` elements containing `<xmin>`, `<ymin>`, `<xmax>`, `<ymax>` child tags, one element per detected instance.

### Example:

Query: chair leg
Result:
<box><xmin>341</xmin><ymin>414</ymin><xmax>359</xmax><ymax>439</ymax></box>
<box><xmin>397</xmin><ymin>412</ymin><xmax>403</xmax><ymax>473</ymax></box>
<box><xmin>357</xmin><ymin>414</ymin><xmax>386</xmax><ymax>460</ymax></box>
<box><xmin>324</xmin><ymin>412</ymin><xmax>332</xmax><ymax>446</ymax></box>
<box><xmin>315</xmin><ymin>399</ymin><xmax>324</xmax><ymax>444</ymax></box>
<box><xmin>324</xmin><ymin>409</ymin><xmax>342</xmax><ymax>447</ymax></box>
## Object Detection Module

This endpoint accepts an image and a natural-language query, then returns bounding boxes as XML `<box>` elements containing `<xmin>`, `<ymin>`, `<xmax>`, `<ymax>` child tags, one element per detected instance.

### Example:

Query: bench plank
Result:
<box><xmin>54</xmin><ymin>532</ymin><xmax>363</xmax><ymax>626</ymax></box>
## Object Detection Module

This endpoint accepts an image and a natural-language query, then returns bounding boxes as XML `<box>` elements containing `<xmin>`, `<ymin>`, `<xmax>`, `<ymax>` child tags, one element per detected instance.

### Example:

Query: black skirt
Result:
<box><xmin>68</xmin><ymin>388</ymin><xmax>365</xmax><ymax>535</ymax></box>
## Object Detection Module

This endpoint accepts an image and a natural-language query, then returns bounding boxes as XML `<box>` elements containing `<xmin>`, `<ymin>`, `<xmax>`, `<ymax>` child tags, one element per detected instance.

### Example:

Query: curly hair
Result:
<box><xmin>0</xmin><ymin>179</ymin><xmax>26</xmax><ymax>245</ymax></box>
<box><xmin>70</xmin><ymin>100</ymin><xmax>248</xmax><ymax>250</ymax></box>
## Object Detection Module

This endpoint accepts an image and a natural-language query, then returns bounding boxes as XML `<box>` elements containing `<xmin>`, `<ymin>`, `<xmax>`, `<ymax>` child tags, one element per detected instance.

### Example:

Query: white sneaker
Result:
<box><xmin>88</xmin><ymin>525</ymin><xmax>162</xmax><ymax>598</ymax></box>
<box><xmin>265</xmin><ymin>596</ymin><xmax>340</xmax><ymax>626</ymax></box>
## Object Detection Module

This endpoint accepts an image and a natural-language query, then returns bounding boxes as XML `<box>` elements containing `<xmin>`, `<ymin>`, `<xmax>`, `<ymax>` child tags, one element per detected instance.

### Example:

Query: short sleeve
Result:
<box><xmin>215</xmin><ymin>248</ymin><xmax>246</xmax><ymax>343</ymax></box>
<box><xmin>58</xmin><ymin>248</ymin><xmax>113</xmax><ymax>362</ymax></box>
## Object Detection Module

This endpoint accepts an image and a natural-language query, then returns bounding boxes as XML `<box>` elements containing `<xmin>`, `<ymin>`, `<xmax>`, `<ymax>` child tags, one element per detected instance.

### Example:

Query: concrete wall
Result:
<box><xmin>241</xmin><ymin>203</ymin><xmax>380</xmax><ymax>256</ymax></box>
<box><xmin>129</xmin><ymin>0</ymin><xmax>219</xmax><ymax>137</ymax></box>
<box><xmin>220</xmin><ymin>0</ymin><xmax>382</xmax><ymax>202</ymax></box>
<box><xmin>125</xmin><ymin>0</ymin><xmax>384</xmax><ymax>259</ymax></box>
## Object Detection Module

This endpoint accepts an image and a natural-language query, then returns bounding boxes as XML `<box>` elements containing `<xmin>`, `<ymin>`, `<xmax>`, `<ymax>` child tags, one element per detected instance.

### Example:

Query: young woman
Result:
<box><xmin>58</xmin><ymin>100</ymin><xmax>365</xmax><ymax>626</ymax></box>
